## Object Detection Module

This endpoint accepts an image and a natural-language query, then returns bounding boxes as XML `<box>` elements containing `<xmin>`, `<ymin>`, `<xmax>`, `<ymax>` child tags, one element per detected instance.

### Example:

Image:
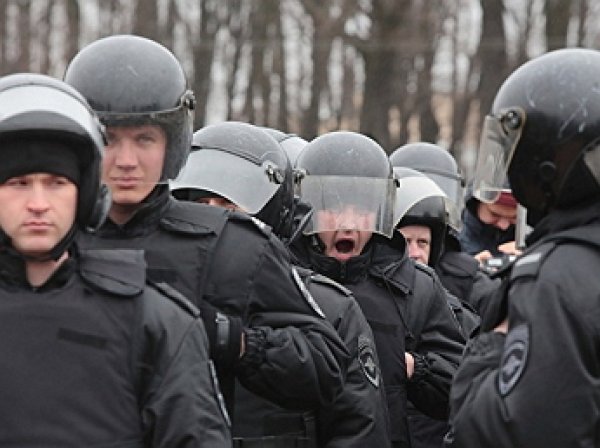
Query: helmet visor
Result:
<box><xmin>473</xmin><ymin>108</ymin><xmax>525</xmax><ymax>203</ymax></box>
<box><xmin>170</xmin><ymin>149</ymin><xmax>281</xmax><ymax>214</ymax></box>
<box><xmin>0</xmin><ymin>85</ymin><xmax>104</xmax><ymax>148</ymax></box>
<box><xmin>424</xmin><ymin>170</ymin><xmax>465</xmax><ymax>223</ymax></box>
<box><xmin>299</xmin><ymin>175</ymin><xmax>396</xmax><ymax>237</ymax></box>
<box><xmin>393</xmin><ymin>176</ymin><xmax>458</xmax><ymax>230</ymax></box>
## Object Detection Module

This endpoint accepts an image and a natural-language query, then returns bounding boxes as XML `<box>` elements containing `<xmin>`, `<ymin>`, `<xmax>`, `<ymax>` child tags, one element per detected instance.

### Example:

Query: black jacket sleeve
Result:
<box><xmin>446</xmin><ymin>242</ymin><xmax>600</xmax><ymax>448</ymax></box>
<box><xmin>135</xmin><ymin>287</ymin><xmax>232</xmax><ymax>448</ymax></box>
<box><xmin>406</xmin><ymin>266</ymin><xmax>467</xmax><ymax>420</ymax></box>
<box><xmin>206</xmin><ymin>217</ymin><xmax>350</xmax><ymax>410</ymax></box>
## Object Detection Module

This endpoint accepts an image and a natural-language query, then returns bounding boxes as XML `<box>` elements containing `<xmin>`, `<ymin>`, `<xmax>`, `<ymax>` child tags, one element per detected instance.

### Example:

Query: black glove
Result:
<box><xmin>479</xmin><ymin>276</ymin><xmax>510</xmax><ymax>332</ymax></box>
<box><xmin>197</xmin><ymin>299</ymin><xmax>243</xmax><ymax>372</ymax></box>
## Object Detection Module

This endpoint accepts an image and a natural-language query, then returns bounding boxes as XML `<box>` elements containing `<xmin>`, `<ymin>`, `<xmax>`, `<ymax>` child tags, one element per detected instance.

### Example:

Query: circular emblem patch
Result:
<box><xmin>358</xmin><ymin>334</ymin><xmax>380</xmax><ymax>388</ymax></box>
<box><xmin>498</xmin><ymin>323</ymin><xmax>529</xmax><ymax>396</ymax></box>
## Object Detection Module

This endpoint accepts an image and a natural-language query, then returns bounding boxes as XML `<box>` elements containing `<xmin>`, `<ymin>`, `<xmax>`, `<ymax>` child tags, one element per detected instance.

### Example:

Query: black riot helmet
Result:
<box><xmin>0</xmin><ymin>73</ymin><xmax>110</xmax><ymax>259</ymax></box>
<box><xmin>260</xmin><ymin>128</ymin><xmax>309</xmax><ymax>167</ymax></box>
<box><xmin>295</xmin><ymin>131</ymin><xmax>396</xmax><ymax>237</ymax></box>
<box><xmin>64</xmin><ymin>34</ymin><xmax>195</xmax><ymax>181</ymax></box>
<box><xmin>473</xmin><ymin>48</ymin><xmax>600</xmax><ymax>225</ymax></box>
<box><xmin>393</xmin><ymin>167</ymin><xmax>450</xmax><ymax>266</ymax></box>
<box><xmin>260</xmin><ymin>127</ymin><xmax>308</xmax><ymax>196</ymax></box>
<box><xmin>389</xmin><ymin>142</ymin><xmax>464</xmax><ymax>231</ymax></box>
<box><xmin>170</xmin><ymin>122</ymin><xmax>295</xmax><ymax>237</ymax></box>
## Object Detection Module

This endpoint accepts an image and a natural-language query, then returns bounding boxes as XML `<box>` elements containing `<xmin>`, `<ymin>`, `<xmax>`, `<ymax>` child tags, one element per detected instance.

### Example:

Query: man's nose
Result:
<box><xmin>27</xmin><ymin>184</ymin><xmax>50</xmax><ymax>212</ymax></box>
<box><xmin>406</xmin><ymin>241</ymin><xmax>421</xmax><ymax>259</ymax></box>
<box><xmin>114</xmin><ymin>140</ymin><xmax>138</xmax><ymax>166</ymax></box>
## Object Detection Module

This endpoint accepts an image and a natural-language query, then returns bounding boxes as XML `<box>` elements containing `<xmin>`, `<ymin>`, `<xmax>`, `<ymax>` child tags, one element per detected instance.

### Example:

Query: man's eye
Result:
<box><xmin>138</xmin><ymin>135</ymin><xmax>154</xmax><ymax>143</ymax></box>
<box><xmin>5</xmin><ymin>178</ymin><xmax>27</xmax><ymax>187</ymax></box>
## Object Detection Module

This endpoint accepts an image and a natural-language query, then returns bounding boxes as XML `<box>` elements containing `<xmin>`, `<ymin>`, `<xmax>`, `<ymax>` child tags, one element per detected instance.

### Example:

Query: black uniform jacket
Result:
<box><xmin>0</xmin><ymin>247</ymin><xmax>231</xmax><ymax>447</ymax></box>
<box><xmin>436</xmin><ymin>233</ymin><xmax>500</xmax><ymax>320</ymax></box>
<box><xmin>292</xmin><ymin>233</ymin><xmax>466</xmax><ymax>447</ymax></box>
<box><xmin>447</xmin><ymin>202</ymin><xmax>600</xmax><ymax>448</ymax></box>
<box><xmin>234</xmin><ymin>266</ymin><xmax>391</xmax><ymax>447</ymax></box>
<box><xmin>77</xmin><ymin>187</ymin><xmax>349</xmax><ymax>412</ymax></box>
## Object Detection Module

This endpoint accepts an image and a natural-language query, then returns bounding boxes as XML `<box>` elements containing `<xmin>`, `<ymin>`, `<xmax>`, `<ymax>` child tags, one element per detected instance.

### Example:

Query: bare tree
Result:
<box><xmin>413</xmin><ymin>1</ymin><xmax>445</xmax><ymax>145</ymax></box>
<box><xmin>132</xmin><ymin>0</ymin><xmax>159</xmax><ymax>41</ymax></box>
<box><xmin>353</xmin><ymin>0</ymin><xmax>408</xmax><ymax>148</ymax></box>
<box><xmin>302</xmin><ymin>0</ymin><xmax>353</xmax><ymax>139</ymax></box>
<box><xmin>475</xmin><ymin>0</ymin><xmax>508</xmax><ymax>138</ymax></box>
<box><xmin>0</xmin><ymin>0</ymin><xmax>5</xmax><ymax>74</ymax></box>
<box><xmin>65</xmin><ymin>0</ymin><xmax>80</xmax><ymax>65</ymax></box>
<box><xmin>224</xmin><ymin>0</ymin><xmax>247</xmax><ymax>121</ymax></box>
<box><xmin>16</xmin><ymin>0</ymin><xmax>32</xmax><ymax>72</ymax></box>
<box><xmin>190</xmin><ymin>0</ymin><xmax>220</xmax><ymax>126</ymax></box>
<box><xmin>545</xmin><ymin>0</ymin><xmax>571</xmax><ymax>50</ymax></box>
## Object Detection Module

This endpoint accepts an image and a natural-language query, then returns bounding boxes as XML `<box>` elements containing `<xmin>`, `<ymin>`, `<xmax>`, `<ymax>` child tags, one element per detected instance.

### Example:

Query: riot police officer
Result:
<box><xmin>0</xmin><ymin>73</ymin><xmax>231</xmax><ymax>447</ymax></box>
<box><xmin>446</xmin><ymin>48</ymin><xmax>600</xmax><ymax>447</ymax></box>
<box><xmin>392</xmin><ymin>168</ymin><xmax>479</xmax><ymax>448</ymax></box>
<box><xmin>64</xmin><ymin>34</ymin><xmax>349</xmax><ymax>417</ymax></box>
<box><xmin>291</xmin><ymin>131</ymin><xmax>466</xmax><ymax>448</ymax></box>
<box><xmin>172</xmin><ymin>121</ymin><xmax>391</xmax><ymax>447</ymax></box>
<box><xmin>390</xmin><ymin>143</ymin><xmax>498</xmax><ymax>315</ymax></box>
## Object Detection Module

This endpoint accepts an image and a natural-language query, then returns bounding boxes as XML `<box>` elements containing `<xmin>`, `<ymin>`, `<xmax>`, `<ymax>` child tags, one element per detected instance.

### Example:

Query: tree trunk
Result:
<box><xmin>192</xmin><ymin>0</ymin><xmax>219</xmax><ymax>127</ymax></box>
<box><xmin>477</xmin><ymin>1</ymin><xmax>508</xmax><ymax>127</ymax></box>
<box><xmin>132</xmin><ymin>0</ymin><xmax>159</xmax><ymax>41</ymax></box>
<box><xmin>545</xmin><ymin>0</ymin><xmax>571</xmax><ymax>50</ymax></box>
<box><xmin>65</xmin><ymin>0</ymin><xmax>80</xmax><ymax>65</ymax></box>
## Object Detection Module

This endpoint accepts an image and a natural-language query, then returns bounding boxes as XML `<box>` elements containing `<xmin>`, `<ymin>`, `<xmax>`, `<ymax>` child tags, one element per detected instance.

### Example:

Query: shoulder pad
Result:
<box><xmin>160</xmin><ymin>200</ymin><xmax>228</xmax><ymax>236</ymax></box>
<box><xmin>308</xmin><ymin>272</ymin><xmax>353</xmax><ymax>297</ymax></box>
<box><xmin>291</xmin><ymin>266</ymin><xmax>326</xmax><ymax>318</ymax></box>
<box><xmin>510</xmin><ymin>241</ymin><xmax>557</xmax><ymax>282</ymax></box>
<box><xmin>79</xmin><ymin>249</ymin><xmax>146</xmax><ymax>297</ymax></box>
<box><xmin>149</xmin><ymin>281</ymin><xmax>200</xmax><ymax>317</ymax></box>
<box><xmin>227</xmin><ymin>211</ymin><xmax>273</xmax><ymax>237</ymax></box>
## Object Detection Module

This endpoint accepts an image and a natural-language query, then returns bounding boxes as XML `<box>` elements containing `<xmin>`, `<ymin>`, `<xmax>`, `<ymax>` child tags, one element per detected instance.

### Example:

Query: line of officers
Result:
<box><xmin>1</xmin><ymin>34</ymin><xmax>599</xmax><ymax>448</ymax></box>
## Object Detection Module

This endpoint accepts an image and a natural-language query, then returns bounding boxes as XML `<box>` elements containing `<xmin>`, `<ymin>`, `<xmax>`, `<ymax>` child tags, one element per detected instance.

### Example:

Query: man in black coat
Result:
<box><xmin>446</xmin><ymin>48</ymin><xmax>600</xmax><ymax>448</ymax></box>
<box><xmin>291</xmin><ymin>131</ymin><xmax>466</xmax><ymax>448</ymax></box>
<box><xmin>0</xmin><ymin>73</ymin><xmax>231</xmax><ymax>447</ymax></box>
<box><xmin>171</xmin><ymin>122</ymin><xmax>391</xmax><ymax>448</ymax></box>
<box><xmin>64</xmin><ymin>34</ymin><xmax>349</xmax><ymax>418</ymax></box>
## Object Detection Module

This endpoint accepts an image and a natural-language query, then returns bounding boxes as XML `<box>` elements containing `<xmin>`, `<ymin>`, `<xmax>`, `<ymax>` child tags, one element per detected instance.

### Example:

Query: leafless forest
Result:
<box><xmin>0</xmin><ymin>0</ymin><xmax>597</xmax><ymax>175</ymax></box>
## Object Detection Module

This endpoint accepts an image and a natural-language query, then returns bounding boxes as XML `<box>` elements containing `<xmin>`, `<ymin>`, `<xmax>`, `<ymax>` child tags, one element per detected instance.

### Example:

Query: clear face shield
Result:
<box><xmin>393</xmin><ymin>176</ymin><xmax>457</xmax><ymax>229</ymax></box>
<box><xmin>419</xmin><ymin>170</ymin><xmax>464</xmax><ymax>231</ymax></box>
<box><xmin>299</xmin><ymin>175</ymin><xmax>396</xmax><ymax>237</ymax></box>
<box><xmin>473</xmin><ymin>107</ymin><xmax>526</xmax><ymax>203</ymax></box>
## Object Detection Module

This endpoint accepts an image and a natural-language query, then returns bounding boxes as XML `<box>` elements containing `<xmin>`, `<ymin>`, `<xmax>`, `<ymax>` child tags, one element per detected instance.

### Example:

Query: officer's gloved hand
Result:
<box><xmin>197</xmin><ymin>299</ymin><xmax>243</xmax><ymax>372</ymax></box>
<box><xmin>479</xmin><ymin>277</ymin><xmax>510</xmax><ymax>332</ymax></box>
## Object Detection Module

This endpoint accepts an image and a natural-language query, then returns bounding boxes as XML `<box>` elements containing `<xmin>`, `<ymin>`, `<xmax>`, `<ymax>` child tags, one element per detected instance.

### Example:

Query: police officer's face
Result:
<box><xmin>316</xmin><ymin>206</ymin><xmax>374</xmax><ymax>262</ymax></box>
<box><xmin>103</xmin><ymin>125</ymin><xmax>166</xmax><ymax>209</ymax></box>
<box><xmin>0</xmin><ymin>173</ymin><xmax>77</xmax><ymax>258</ymax></box>
<box><xmin>196</xmin><ymin>195</ymin><xmax>241</xmax><ymax>211</ymax></box>
<box><xmin>398</xmin><ymin>224</ymin><xmax>431</xmax><ymax>265</ymax></box>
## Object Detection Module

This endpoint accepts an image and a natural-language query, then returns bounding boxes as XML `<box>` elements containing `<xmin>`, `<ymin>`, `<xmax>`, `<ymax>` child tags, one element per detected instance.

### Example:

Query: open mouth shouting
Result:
<box><xmin>321</xmin><ymin>230</ymin><xmax>372</xmax><ymax>262</ymax></box>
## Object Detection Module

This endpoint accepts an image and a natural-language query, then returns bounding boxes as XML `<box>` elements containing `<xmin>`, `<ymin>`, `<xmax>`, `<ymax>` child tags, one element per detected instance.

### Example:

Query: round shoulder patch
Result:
<box><xmin>498</xmin><ymin>323</ymin><xmax>529</xmax><ymax>396</ymax></box>
<box><xmin>358</xmin><ymin>334</ymin><xmax>380</xmax><ymax>388</ymax></box>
